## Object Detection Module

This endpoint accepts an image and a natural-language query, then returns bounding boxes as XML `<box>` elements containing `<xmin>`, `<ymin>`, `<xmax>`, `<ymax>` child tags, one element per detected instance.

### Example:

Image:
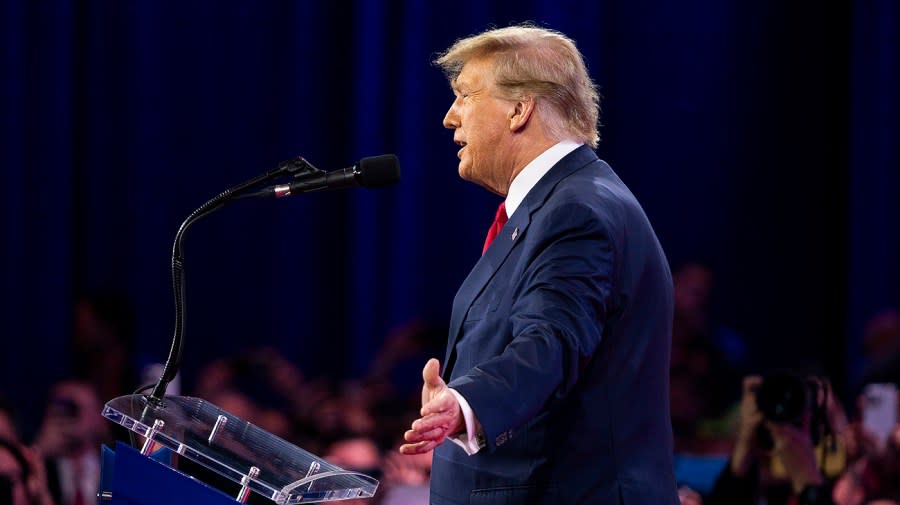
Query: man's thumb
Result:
<box><xmin>423</xmin><ymin>358</ymin><xmax>442</xmax><ymax>386</ymax></box>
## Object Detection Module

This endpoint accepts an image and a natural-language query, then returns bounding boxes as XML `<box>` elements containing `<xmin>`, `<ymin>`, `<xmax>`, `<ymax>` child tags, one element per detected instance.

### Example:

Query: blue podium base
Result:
<box><xmin>100</xmin><ymin>441</ymin><xmax>240</xmax><ymax>505</ymax></box>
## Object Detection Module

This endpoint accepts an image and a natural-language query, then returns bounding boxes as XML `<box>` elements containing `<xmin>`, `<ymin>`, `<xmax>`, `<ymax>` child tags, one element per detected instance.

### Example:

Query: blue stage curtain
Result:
<box><xmin>847</xmin><ymin>0</ymin><xmax>900</xmax><ymax>391</ymax></box>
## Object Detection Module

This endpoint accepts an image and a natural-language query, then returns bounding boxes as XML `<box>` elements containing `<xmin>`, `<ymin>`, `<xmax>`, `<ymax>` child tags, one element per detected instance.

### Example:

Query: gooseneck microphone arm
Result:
<box><xmin>145</xmin><ymin>154</ymin><xmax>400</xmax><ymax>407</ymax></box>
<box><xmin>147</xmin><ymin>157</ymin><xmax>319</xmax><ymax>405</ymax></box>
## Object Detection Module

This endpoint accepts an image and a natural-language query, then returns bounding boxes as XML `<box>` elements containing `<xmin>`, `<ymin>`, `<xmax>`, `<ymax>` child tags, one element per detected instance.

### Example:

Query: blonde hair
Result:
<box><xmin>435</xmin><ymin>24</ymin><xmax>600</xmax><ymax>147</ymax></box>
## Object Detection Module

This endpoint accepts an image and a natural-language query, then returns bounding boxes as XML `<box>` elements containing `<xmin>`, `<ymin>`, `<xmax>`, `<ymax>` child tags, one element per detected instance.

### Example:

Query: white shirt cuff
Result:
<box><xmin>448</xmin><ymin>388</ymin><xmax>485</xmax><ymax>455</ymax></box>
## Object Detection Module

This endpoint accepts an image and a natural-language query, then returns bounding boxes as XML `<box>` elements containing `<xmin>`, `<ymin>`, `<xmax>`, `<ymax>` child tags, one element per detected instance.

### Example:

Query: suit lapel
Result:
<box><xmin>442</xmin><ymin>146</ymin><xmax>600</xmax><ymax>378</ymax></box>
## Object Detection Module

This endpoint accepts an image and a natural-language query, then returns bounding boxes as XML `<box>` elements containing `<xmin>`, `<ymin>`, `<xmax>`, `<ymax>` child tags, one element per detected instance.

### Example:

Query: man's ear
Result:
<box><xmin>508</xmin><ymin>96</ymin><xmax>536</xmax><ymax>132</ymax></box>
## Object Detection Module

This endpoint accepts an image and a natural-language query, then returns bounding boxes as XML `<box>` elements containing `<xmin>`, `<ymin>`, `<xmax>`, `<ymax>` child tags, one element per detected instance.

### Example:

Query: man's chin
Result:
<box><xmin>457</xmin><ymin>164</ymin><xmax>473</xmax><ymax>182</ymax></box>
<box><xmin>458</xmin><ymin>168</ymin><xmax>503</xmax><ymax>196</ymax></box>
<box><xmin>458</xmin><ymin>168</ymin><xmax>483</xmax><ymax>188</ymax></box>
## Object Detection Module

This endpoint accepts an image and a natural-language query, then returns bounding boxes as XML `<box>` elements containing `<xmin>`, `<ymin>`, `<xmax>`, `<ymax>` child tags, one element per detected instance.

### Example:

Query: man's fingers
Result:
<box><xmin>399</xmin><ymin>440</ymin><xmax>438</xmax><ymax>455</ymax></box>
<box><xmin>421</xmin><ymin>391</ymin><xmax>456</xmax><ymax>416</ymax></box>
<box><xmin>404</xmin><ymin>426</ymin><xmax>445</xmax><ymax>443</ymax></box>
<box><xmin>411</xmin><ymin>412</ymin><xmax>454</xmax><ymax>434</ymax></box>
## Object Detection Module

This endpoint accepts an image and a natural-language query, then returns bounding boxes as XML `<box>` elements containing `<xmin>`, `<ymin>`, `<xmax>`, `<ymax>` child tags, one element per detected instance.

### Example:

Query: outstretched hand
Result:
<box><xmin>399</xmin><ymin>358</ymin><xmax>463</xmax><ymax>455</ymax></box>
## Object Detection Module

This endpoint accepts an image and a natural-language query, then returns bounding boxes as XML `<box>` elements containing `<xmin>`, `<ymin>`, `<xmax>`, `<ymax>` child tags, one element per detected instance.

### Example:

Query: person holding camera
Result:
<box><xmin>707</xmin><ymin>375</ymin><xmax>833</xmax><ymax>505</ymax></box>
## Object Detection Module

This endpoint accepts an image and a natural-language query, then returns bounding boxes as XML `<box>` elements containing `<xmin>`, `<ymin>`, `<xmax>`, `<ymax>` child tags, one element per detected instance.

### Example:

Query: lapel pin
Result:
<box><xmin>511</xmin><ymin>227</ymin><xmax>519</xmax><ymax>240</ymax></box>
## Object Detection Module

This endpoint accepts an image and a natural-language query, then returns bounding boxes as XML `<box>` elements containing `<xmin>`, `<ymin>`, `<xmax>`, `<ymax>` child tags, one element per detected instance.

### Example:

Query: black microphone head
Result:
<box><xmin>357</xmin><ymin>154</ymin><xmax>400</xmax><ymax>188</ymax></box>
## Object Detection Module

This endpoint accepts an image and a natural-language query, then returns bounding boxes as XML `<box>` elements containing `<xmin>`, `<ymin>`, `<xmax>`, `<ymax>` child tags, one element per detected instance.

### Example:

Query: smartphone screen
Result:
<box><xmin>861</xmin><ymin>382</ymin><xmax>899</xmax><ymax>449</ymax></box>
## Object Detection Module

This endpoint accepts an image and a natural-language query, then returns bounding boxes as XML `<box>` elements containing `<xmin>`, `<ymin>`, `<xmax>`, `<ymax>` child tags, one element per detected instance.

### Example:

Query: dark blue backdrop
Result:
<box><xmin>2</xmin><ymin>0</ymin><xmax>898</xmax><ymax>431</ymax></box>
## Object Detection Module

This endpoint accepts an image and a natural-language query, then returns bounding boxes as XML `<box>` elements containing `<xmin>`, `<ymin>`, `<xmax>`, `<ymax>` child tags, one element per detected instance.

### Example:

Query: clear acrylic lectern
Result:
<box><xmin>102</xmin><ymin>394</ymin><xmax>379</xmax><ymax>504</ymax></box>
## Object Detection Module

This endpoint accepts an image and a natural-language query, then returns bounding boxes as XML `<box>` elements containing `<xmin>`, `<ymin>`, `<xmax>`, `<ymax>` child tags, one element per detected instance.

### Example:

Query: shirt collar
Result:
<box><xmin>505</xmin><ymin>140</ymin><xmax>582</xmax><ymax>217</ymax></box>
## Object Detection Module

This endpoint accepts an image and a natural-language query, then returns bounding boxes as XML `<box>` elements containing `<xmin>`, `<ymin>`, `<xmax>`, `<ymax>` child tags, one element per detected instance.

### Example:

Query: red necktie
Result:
<box><xmin>482</xmin><ymin>201</ymin><xmax>508</xmax><ymax>254</ymax></box>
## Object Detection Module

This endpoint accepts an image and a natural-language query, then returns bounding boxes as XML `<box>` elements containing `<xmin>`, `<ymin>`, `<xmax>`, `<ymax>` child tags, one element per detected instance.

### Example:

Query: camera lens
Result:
<box><xmin>756</xmin><ymin>371</ymin><xmax>808</xmax><ymax>424</ymax></box>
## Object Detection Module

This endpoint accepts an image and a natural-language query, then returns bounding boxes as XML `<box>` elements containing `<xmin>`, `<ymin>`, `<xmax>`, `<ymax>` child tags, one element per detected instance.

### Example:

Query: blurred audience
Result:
<box><xmin>672</xmin><ymin>262</ymin><xmax>751</xmax><ymax>373</ymax></box>
<box><xmin>379</xmin><ymin>449</ymin><xmax>431</xmax><ymax>505</ymax></box>
<box><xmin>695</xmin><ymin>370</ymin><xmax>900</xmax><ymax>505</ymax></box>
<box><xmin>31</xmin><ymin>381</ymin><xmax>108</xmax><ymax>505</ymax></box>
<box><xmin>670</xmin><ymin>262</ymin><xmax>747</xmax><ymax>493</ymax></box>
<box><xmin>705</xmin><ymin>374</ymin><xmax>836</xmax><ymax>505</ymax></box>
<box><xmin>323</xmin><ymin>436</ymin><xmax>384</xmax><ymax>504</ymax></box>
<box><xmin>0</xmin><ymin>394</ymin><xmax>20</xmax><ymax>443</ymax></box>
<box><xmin>5</xmin><ymin>298</ymin><xmax>899</xmax><ymax>505</ymax></box>
<box><xmin>363</xmin><ymin>319</ymin><xmax>447</xmax><ymax>402</ymax></box>
<box><xmin>858</xmin><ymin>309</ymin><xmax>900</xmax><ymax>391</ymax></box>
<box><xmin>194</xmin><ymin>346</ymin><xmax>335</xmax><ymax>453</ymax></box>
<box><xmin>0</xmin><ymin>437</ymin><xmax>56</xmax><ymax>505</ymax></box>
<box><xmin>71</xmin><ymin>292</ymin><xmax>136</xmax><ymax>402</ymax></box>
<box><xmin>832</xmin><ymin>425</ymin><xmax>900</xmax><ymax>505</ymax></box>
<box><xmin>671</xmin><ymin>263</ymin><xmax>747</xmax><ymax>451</ymax></box>
<box><xmin>185</xmin><ymin>324</ymin><xmax>440</xmax><ymax>504</ymax></box>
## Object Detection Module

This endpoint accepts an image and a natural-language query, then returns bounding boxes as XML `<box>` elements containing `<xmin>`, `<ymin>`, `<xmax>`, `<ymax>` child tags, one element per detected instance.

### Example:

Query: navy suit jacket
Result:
<box><xmin>430</xmin><ymin>146</ymin><xmax>678</xmax><ymax>504</ymax></box>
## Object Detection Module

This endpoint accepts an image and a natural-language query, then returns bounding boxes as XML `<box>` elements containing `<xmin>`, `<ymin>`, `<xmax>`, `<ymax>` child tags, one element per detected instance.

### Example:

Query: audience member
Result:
<box><xmin>379</xmin><ymin>449</ymin><xmax>431</xmax><ymax>505</ymax></box>
<box><xmin>364</xmin><ymin>319</ymin><xmax>447</xmax><ymax>403</ymax></box>
<box><xmin>705</xmin><ymin>374</ymin><xmax>851</xmax><ymax>505</ymax></box>
<box><xmin>0</xmin><ymin>394</ymin><xmax>19</xmax><ymax>443</ymax></box>
<box><xmin>31</xmin><ymin>381</ymin><xmax>108</xmax><ymax>505</ymax></box>
<box><xmin>858</xmin><ymin>309</ymin><xmax>900</xmax><ymax>390</ymax></box>
<box><xmin>194</xmin><ymin>347</ymin><xmax>312</xmax><ymax>443</ymax></box>
<box><xmin>670</xmin><ymin>263</ymin><xmax>746</xmax><ymax>450</ymax></box>
<box><xmin>672</xmin><ymin>262</ymin><xmax>751</xmax><ymax>373</ymax></box>
<box><xmin>0</xmin><ymin>437</ymin><xmax>56</xmax><ymax>505</ymax></box>
<box><xmin>323</xmin><ymin>435</ymin><xmax>384</xmax><ymax>505</ymax></box>
<box><xmin>670</xmin><ymin>262</ymin><xmax>747</xmax><ymax>493</ymax></box>
<box><xmin>71</xmin><ymin>292</ymin><xmax>136</xmax><ymax>402</ymax></box>
<box><xmin>183</xmin><ymin>334</ymin><xmax>433</xmax><ymax>502</ymax></box>
<box><xmin>831</xmin><ymin>399</ymin><xmax>900</xmax><ymax>505</ymax></box>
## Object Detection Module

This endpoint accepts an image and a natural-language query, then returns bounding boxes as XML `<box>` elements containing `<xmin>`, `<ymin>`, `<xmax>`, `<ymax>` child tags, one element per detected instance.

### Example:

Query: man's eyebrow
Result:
<box><xmin>452</xmin><ymin>79</ymin><xmax>473</xmax><ymax>93</ymax></box>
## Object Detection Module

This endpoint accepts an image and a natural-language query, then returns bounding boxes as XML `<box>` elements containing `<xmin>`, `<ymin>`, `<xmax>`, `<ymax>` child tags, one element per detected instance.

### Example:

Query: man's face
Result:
<box><xmin>442</xmin><ymin>56</ymin><xmax>517</xmax><ymax>195</ymax></box>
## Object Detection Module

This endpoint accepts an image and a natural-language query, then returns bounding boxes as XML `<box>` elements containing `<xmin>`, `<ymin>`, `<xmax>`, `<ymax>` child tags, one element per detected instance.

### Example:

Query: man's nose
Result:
<box><xmin>443</xmin><ymin>104</ymin><xmax>459</xmax><ymax>129</ymax></box>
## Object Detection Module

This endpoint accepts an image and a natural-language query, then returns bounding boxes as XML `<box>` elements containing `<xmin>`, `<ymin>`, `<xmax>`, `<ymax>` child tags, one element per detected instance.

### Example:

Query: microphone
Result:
<box><xmin>145</xmin><ymin>152</ymin><xmax>399</xmax><ymax>406</ymax></box>
<box><xmin>270</xmin><ymin>154</ymin><xmax>400</xmax><ymax>198</ymax></box>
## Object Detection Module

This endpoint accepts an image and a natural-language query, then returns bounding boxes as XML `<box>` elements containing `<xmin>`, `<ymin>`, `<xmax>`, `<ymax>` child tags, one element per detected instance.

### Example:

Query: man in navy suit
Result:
<box><xmin>399</xmin><ymin>24</ymin><xmax>679</xmax><ymax>504</ymax></box>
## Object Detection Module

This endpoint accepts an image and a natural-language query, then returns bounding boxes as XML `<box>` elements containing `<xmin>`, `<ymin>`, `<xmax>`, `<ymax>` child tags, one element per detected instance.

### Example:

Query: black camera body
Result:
<box><xmin>754</xmin><ymin>371</ymin><xmax>828</xmax><ymax>449</ymax></box>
